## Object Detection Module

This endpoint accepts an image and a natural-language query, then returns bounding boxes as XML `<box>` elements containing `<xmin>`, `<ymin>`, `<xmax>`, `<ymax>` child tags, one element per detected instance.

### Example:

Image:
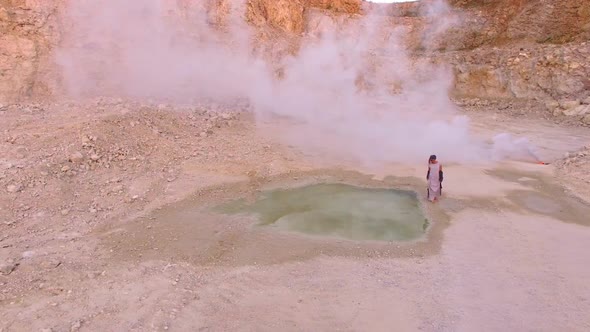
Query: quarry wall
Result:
<box><xmin>0</xmin><ymin>0</ymin><xmax>588</xmax><ymax>104</ymax></box>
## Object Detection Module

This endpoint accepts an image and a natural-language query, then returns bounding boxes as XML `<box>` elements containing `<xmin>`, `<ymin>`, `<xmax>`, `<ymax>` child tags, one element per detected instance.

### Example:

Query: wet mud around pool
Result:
<box><xmin>100</xmin><ymin>170</ymin><xmax>450</xmax><ymax>266</ymax></box>
<box><xmin>487</xmin><ymin>168</ymin><xmax>590</xmax><ymax>226</ymax></box>
<box><xmin>100</xmin><ymin>168</ymin><xmax>590</xmax><ymax>268</ymax></box>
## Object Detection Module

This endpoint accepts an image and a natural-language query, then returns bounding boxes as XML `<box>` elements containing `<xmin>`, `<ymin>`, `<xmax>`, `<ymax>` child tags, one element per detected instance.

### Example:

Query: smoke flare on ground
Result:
<box><xmin>55</xmin><ymin>0</ymin><xmax>535</xmax><ymax>164</ymax></box>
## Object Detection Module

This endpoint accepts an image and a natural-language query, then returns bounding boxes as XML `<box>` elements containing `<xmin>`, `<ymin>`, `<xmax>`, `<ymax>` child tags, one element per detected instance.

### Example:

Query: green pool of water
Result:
<box><xmin>217</xmin><ymin>183</ymin><xmax>429</xmax><ymax>242</ymax></box>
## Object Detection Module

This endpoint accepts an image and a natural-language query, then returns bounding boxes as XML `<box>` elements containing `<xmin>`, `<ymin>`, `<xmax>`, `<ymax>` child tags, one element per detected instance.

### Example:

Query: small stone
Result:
<box><xmin>90</xmin><ymin>154</ymin><xmax>100</xmax><ymax>161</ymax></box>
<box><xmin>69</xmin><ymin>152</ymin><xmax>84</xmax><ymax>163</ymax></box>
<box><xmin>564</xmin><ymin>105</ymin><xmax>590</xmax><ymax>116</ymax></box>
<box><xmin>61</xmin><ymin>209</ymin><xmax>70</xmax><ymax>216</ymax></box>
<box><xmin>111</xmin><ymin>185</ymin><xmax>124</xmax><ymax>193</ymax></box>
<box><xmin>41</xmin><ymin>259</ymin><xmax>62</xmax><ymax>269</ymax></box>
<box><xmin>70</xmin><ymin>320</ymin><xmax>83</xmax><ymax>332</ymax></box>
<box><xmin>545</xmin><ymin>100</ymin><xmax>559</xmax><ymax>111</ymax></box>
<box><xmin>6</xmin><ymin>184</ymin><xmax>22</xmax><ymax>193</ymax></box>
<box><xmin>583</xmin><ymin>96</ymin><xmax>590</xmax><ymax>105</ymax></box>
<box><xmin>199</xmin><ymin>132</ymin><xmax>208</xmax><ymax>138</ymax></box>
<box><xmin>582</xmin><ymin>114</ymin><xmax>590</xmax><ymax>125</ymax></box>
<box><xmin>560</xmin><ymin>100</ymin><xmax>581</xmax><ymax>110</ymax></box>
<box><xmin>61</xmin><ymin>165</ymin><xmax>71</xmax><ymax>172</ymax></box>
<box><xmin>0</xmin><ymin>262</ymin><xmax>18</xmax><ymax>275</ymax></box>
<box><xmin>575</xmin><ymin>105</ymin><xmax>590</xmax><ymax>116</ymax></box>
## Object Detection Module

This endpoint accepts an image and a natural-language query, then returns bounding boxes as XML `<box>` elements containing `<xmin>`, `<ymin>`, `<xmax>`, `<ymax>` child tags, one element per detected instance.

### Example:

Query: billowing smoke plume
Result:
<box><xmin>55</xmin><ymin>0</ymin><xmax>536</xmax><ymax>165</ymax></box>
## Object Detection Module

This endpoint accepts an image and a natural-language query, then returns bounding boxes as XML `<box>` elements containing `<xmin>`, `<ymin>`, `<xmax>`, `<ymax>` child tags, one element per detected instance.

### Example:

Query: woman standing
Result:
<box><xmin>426</xmin><ymin>155</ymin><xmax>443</xmax><ymax>202</ymax></box>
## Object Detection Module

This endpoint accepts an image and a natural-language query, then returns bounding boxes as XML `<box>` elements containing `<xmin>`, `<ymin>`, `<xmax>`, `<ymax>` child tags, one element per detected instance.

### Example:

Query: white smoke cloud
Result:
<box><xmin>491</xmin><ymin>133</ymin><xmax>541</xmax><ymax>163</ymax></box>
<box><xmin>55</xmin><ymin>0</ymin><xmax>535</xmax><ymax>165</ymax></box>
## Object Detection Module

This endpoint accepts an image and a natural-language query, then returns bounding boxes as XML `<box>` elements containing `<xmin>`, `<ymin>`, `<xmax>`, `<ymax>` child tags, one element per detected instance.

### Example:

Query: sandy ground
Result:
<box><xmin>1</xmin><ymin>101</ymin><xmax>590</xmax><ymax>332</ymax></box>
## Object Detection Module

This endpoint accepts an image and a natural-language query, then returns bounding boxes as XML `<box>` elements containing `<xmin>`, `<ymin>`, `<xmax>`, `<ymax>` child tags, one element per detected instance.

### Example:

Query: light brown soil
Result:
<box><xmin>1</xmin><ymin>100</ymin><xmax>590</xmax><ymax>331</ymax></box>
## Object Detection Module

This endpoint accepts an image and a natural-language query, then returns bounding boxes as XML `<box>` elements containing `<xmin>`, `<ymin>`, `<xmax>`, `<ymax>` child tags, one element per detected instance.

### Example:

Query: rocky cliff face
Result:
<box><xmin>0</xmin><ymin>0</ymin><xmax>589</xmax><ymax>106</ymax></box>
<box><xmin>0</xmin><ymin>0</ymin><xmax>62</xmax><ymax>100</ymax></box>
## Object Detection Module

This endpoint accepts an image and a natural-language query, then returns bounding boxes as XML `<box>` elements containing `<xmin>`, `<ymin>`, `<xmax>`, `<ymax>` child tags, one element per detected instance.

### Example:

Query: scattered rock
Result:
<box><xmin>56</xmin><ymin>232</ymin><xmax>82</xmax><ymax>241</ymax></box>
<box><xmin>560</xmin><ymin>100</ymin><xmax>581</xmax><ymax>110</ymax></box>
<box><xmin>69</xmin><ymin>151</ymin><xmax>84</xmax><ymax>163</ymax></box>
<box><xmin>552</xmin><ymin>108</ymin><xmax>564</xmax><ymax>116</ymax></box>
<box><xmin>111</xmin><ymin>185</ymin><xmax>124</xmax><ymax>193</ymax></box>
<box><xmin>6</xmin><ymin>183</ymin><xmax>22</xmax><ymax>193</ymax></box>
<box><xmin>199</xmin><ymin>132</ymin><xmax>208</xmax><ymax>138</ymax></box>
<box><xmin>583</xmin><ymin>96</ymin><xmax>590</xmax><ymax>105</ymax></box>
<box><xmin>545</xmin><ymin>100</ymin><xmax>559</xmax><ymax>112</ymax></box>
<box><xmin>70</xmin><ymin>320</ymin><xmax>83</xmax><ymax>332</ymax></box>
<box><xmin>41</xmin><ymin>259</ymin><xmax>62</xmax><ymax>269</ymax></box>
<box><xmin>90</xmin><ymin>154</ymin><xmax>100</xmax><ymax>161</ymax></box>
<box><xmin>564</xmin><ymin>105</ymin><xmax>590</xmax><ymax>116</ymax></box>
<box><xmin>61</xmin><ymin>209</ymin><xmax>70</xmax><ymax>216</ymax></box>
<box><xmin>87</xmin><ymin>271</ymin><xmax>103</xmax><ymax>279</ymax></box>
<box><xmin>582</xmin><ymin>114</ymin><xmax>590</xmax><ymax>125</ymax></box>
<box><xmin>15</xmin><ymin>146</ymin><xmax>27</xmax><ymax>159</ymax></box>
<box><xmin>61</xmin><ymin>165</ymin><xmax>71</xmax><ymax>172</ymax></box>
<box><xmin>0</xmin><ymin>261</ymin><xmax>18</xmax><ymax>275</ymax></box>
<box><xmin>575</xmin><ymin>105</ymin><xmax>590</xmax><ymax>115</ymax></box>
